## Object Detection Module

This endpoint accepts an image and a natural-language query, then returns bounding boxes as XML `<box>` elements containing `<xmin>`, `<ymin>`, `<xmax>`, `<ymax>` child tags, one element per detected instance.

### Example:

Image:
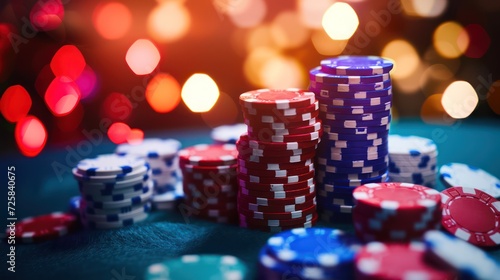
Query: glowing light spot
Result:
<box><xmin>441</xmin><ymin>81</ymin><xmax>478</xmax><ymax>119</ymax></box>
<box><xmin>462</xmin><ymin>24</ymin><xmax>490</xmax><ymax>58</ymax></box>
<box><xmin>421</xmin><ymin>93</ymin><xmax>454</xmax><ymax>125</ymax></box>
<box><xmin>487</xmin><ymin>81</ymin><xmax>500</xmax><ymax>115</ymax></box>
<box><xmin>227</xmin><ymin>0</ymin><xmax>266</xmax><ymax>28</ymax></box>
<box><xmin>322</xmin><ymin>2</ymin><xmax>359</xmax><ymax>40</ymax></box>
<box><xmin>201</xmin><ymin>91</ymin><xmax>238</xmax><ymax>128</ymax></box>
<box><xmin>270</xmin><ymin>11</ymin><xmax>309</xmax><ymax>49</ymax></box>
<box><xmin>92</xmin><ymin>2</ymin><xmax>132</xmax><ymax>40</ymax></box>
<box><xmin>401</xmin><ymin>0</ymin><xmax>447</xmax><ymax>18</ymax></box>
<box><xmin>243</xmin><ymin>47</ymin><xmax>279</xmax><ymax>87</ymax></box>
<box><xmin>108</xmin><ymin>122</ymin><xmax>131</xmax><ymax>144</ymax></box>
<box><xmin>45</xmin><ymin>76</ymin><xmax>81</xmax><ymax>116</ymax></box>
<box><xmin>30</xmin><ymin>0</ymin><xmax>64</xmax><ymax>31</ymax></box>
<box><xmin>393</xmin><ymin>62</ymin><xmax>426</xmax><ymax>94</ymax></box>
<box><xmin>146</xmin><ymin>73</ymin><xmax>181</xmax><ymax>113</ymax></box>
<box><xmin>245</xmin><ymin>25</ymin><xmax>274</xmax><ymax>53</ymax></box>
<box><xmin>56</xmin><ymin>103</ymin><xmax>83</xmax><ymax>132</ymax></box>
<box><xmin>181</xmin><ymin>74</ymin><xmax>219</xmax><ymax>113</ymax></box>
<box><xmin>1</xmin><ymin>85</ymin><xmax>32</xmax><ymax>123</ymax></box>
<box><xmin>75</xmin><ymin>65</ymin><xmax>98</xmax><ymax>100</ymax></box>
<box><xmin>433</xmin><ymin>21</ymin><xmax>469</xmax><ymax>59</ymax></box>
<box><xmin>297</xmin><ymin>0</ymin><xmax>335</xmax><ymax>29</ymax></box>
<box><xmin>127</xmin><ymin>128</ymin><xmax>144</xmax><ymax>144</ymax></box>
<box><xmin>147</xmin><ymin>1</ymin><xmax>190</xmax><ymax>43</ymax></box>
<box><xmin>51</xmin><ymin>45</ymin><xmax>86</xmax><ymax>80</ymax></box>
<box><xmin>382</xmin><ymin>39</ymin><xmax>420</xmax><ymax>80</ymax></box>
<box><xmin>311</xmin><ymin>29</ymin><xmax>347</xmax><ymax>55</ymax></box>
<box><xmin>126</xmin><ymin>39</ymin><xmax>161</xmax><ymax>75</ymax></box>
<box><xmin>101</xmin><ymin>92</ymin><xmax>132</xmax><ymax>121</ymax></box>
<box><xmin>260</xmin><ymin>56</ymin><xmax>305</xmax><ymax>89</ymax></box>
<box><xmin>15</xmin><ymin>116</ymin><xmax>47</xmax><ymax>157</ymax></box>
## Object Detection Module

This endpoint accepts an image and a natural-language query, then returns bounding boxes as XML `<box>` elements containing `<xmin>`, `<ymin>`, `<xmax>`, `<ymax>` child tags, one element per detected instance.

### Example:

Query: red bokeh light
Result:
<box><xmin>15</xmin><ymin>115</ymin><xmax>47</xmax><ymax>157</ymax></box>
<box><xmin>463</xmin><ymin>24</ymin><xmax>491</xmax><ymax>58</ymax></box>
<box><xmin>101</xmin><ymin>92</ymin><xmax>133</xmax><ymax>121</ymax></box>
<box><xmin>45</xmin><ymin>76</ymin><xmax>81</xmax><ymax>116</ymax></box>
<box><xmin>30</xmin><ymin>0</ymin><xmax>64</xmax><ymax>31</ymax></box>
<box><xmin>126</xmin><ymin>128</ymin><xmax>144</xmax><ymax>144</ymax></box>
<box><xmin>1</xmin><ymin>85</ymin><xmax>32</xmax><ymax>123</ymax></box>
<box><xmin>50</xmin><ymin>45</ymin><xmax>86</xmax><ymax>80</ymax></box>
<box><xmin>108</xmin><ymin>122</ymin><xmax>131</xmax><ymax>144</ymax></box>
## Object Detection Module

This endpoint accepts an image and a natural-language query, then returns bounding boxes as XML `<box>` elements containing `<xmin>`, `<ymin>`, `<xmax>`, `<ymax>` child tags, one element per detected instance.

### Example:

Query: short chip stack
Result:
<box><xmin>116</xmin><ymin>138</ymin><xmax>183</xmax><ymax>210</ymax></box>
<box><xmin>73</xmin><ymin>154</ymin><xmax>153</xmax><ymax>229</ymax></box>
<box><xmin>352</xmin><ymin>182</ymin><xmax>441</xmax><ymax>242</ymax></box>
<box><xmin>237</xmin><ymin>88</ymin><xmax>321</xmax><ymax>232</ymax></box>
<box><xmin>308</xmin><ymin>56</ymin><xmax>393</xmax><ymax>224</ymax></box>
<box><xmin>388</xmin><ymin>135</ymin><xmax>438</xmax><ymax>188</ymax></box>
<box><xmin>178</xmin><ymin>144</ymin><xmax>239</xmax><ymax>224</ymax></box>
<box><xmin>258</xmin><ymin>228</ymin><xmax>360</xmax><ymax>279</ymax></box>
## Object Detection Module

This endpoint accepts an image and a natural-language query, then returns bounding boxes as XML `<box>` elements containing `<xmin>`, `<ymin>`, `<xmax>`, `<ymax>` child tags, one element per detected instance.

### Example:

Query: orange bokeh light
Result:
<box><xmin>1</xmin><ymin>85</ymin><xmax>32</xmax><ymax>123</ymax></box>
<box><xmin>92</xmin><ymin>1</ymin><xmax>132</xmax><ymax>40</ymax></box>
<box><xmin>15</xmin><ymin>115</ymin><xmax>47</xmax><ymax>157</ymax></box>
<box><xmin>30</xmin><ymin>0</ymin><xmax>64</xmax><ymax>31</ymax></box>
<box><xmin>126</xmin><ymin>39</ymin><xmax>161</xmax><ymax>75</ymax></box>
<box><xmin>51</xmin><ymin>45</ymin><xmax>86</xmax><ymax>80</ymax></box>
<box><xmin>147</xmin><ymin>1</ymin><xmax>191</xmax><ymax>43</ymax></box>
<box><xmin>126</xmin><ymin>128</ymin><xmax>144</xmax><ymax>144</ymax></box>
<box><xmin>108</xmin><ymin>122</ymin><xmax>131</xmax><ymax>144</ymax></box>
<box><xmin>146</xmin><ymin>73</ymin><xmax>181</xmax><ymax>113</ymax></box>
<box><xmin>45</xmin><ymin>76</ymin><xmax>81</xmax><ymax>116</ymax></box>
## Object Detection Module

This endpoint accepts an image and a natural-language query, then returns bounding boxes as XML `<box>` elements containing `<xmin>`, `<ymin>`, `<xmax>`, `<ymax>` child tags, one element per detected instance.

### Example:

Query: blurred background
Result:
<box><xmin>0</xmin><ymin>0</ymin><xmax>499</xmax><ymax>157</ymax></box>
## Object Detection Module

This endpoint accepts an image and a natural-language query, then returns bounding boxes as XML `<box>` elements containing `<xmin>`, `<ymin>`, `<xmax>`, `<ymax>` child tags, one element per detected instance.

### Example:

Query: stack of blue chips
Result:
<box><xmin>308</xmin><ymin>56</ymin><xmax>394</xmax><ymax>223</ymax></box>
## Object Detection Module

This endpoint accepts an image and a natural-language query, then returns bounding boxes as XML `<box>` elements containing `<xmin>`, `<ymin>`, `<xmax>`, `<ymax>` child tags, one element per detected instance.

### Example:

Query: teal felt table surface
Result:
<box><xmin>1</xmin><ymin>118</ymin><xmax>500</xmax><ymax>280</ymax></box>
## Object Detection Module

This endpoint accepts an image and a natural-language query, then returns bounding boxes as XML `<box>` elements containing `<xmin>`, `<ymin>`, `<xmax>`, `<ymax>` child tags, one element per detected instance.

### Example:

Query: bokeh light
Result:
<box><xmin>322</xmin><ymin>2</ymin><xmax>359</xmax><ymax>40</ymax></box>
<box><xmin>401</xmin><ymin>0</ymin><xmax>448</xmax><ymax>18</ymax></box>
<box><xmin>75</xmin><ymin>65</ymin><xmax>98</xmax><ymax>101</ymax></box>
<box><xmin>311</xmin><ymin>29</ymin><xmax>347</xmax><ymax>56</ymax></box>
<box><xmin>245</xmin><ymin>25</ymin><xmax>275</xmax><ymax>53</ymax></box>
<box><xmin>487</xmin><ymin>81</ymin><xmax>500</xmax><ymax>115</ymax></box>
<box><xmin>393</xmin><ymin>62</ymin><xmax>427</xmax><ymax>94</ymax></box>
<box><xmin>146</xmin><ymin>73</ymin><xmax>181</xmax><ymax>113</ymax></box>
<box><xmin>51</xmin><ymin>45</ymin><xmax>86</xmax><ymax>80</ymax></box>
<box><xmin>30</xmin><ymin>0</ymin><xmax>64</xmax><ymax>31</ymax></box>
<box><xmin>244</xmin><ymin>47</ymin><xmax>279</xmax><ymax>87</ymax></box>
<box><xmin>382</xmin><ymin>39</ymin><xmax>420</xmax><ymax>80</ymax></box>
<box><xmin>433</xmin><ymin>21</ymin><xmax>469</xmax><ymax>59</ymax></box>
<box><xmin>1</xmin><ymin>85</ymin><xmax>32</xmax><ymax>123</ymax></box>
<box><xmin>270</xmin><ymin>11</ymin><xmax>309</xmax><ymax>49</ymax></box>
<box><xmin>181</xmin><ymin>74</ymin><xmax>220</xmax><ymax>113</ymax></box>
<box><xmin>147</xmin><ymin>1</ymin><xmax>191</xmax><ymax>43</ymax></box>
<box><xmin>107</xmin><ymin>122</ymin><xmax>131</xmax><ymax>144</ymax></box>
<box><xmin>45</xmin><ymin>76</ymin><xmax>81</xmax><ymax>116</ymax></box>
<box><xmin>92</xmin><ymin>2</ymin><xmax>132</xmax><ymax>40</ymax></box>
<box><xmin>101</xmin><ymin>92</ymin><xmax>132</xmax><ymax>121</ymax></box>
<box><xmin>260</xmin><ymin>55</ymin><xmax>306</xmax><ymax>89</ymax></box>
<box><xmin>15</xmin><ymin>115</ymin><xmax>47</xmax><ymax>157</ymax></box>
<box><xmin>55</xmin><ymin>103</ymin><xmax>84</xmax><ymax>132</ymax></box>
<box><xmin>227</xmin><ymin>0</ymin><xmax>266</xmax><ymax>28</ymax></box>
<box><xmin>127</xmin><ymin>128</ymin><xmax>144</xmax><ymax>144</ymax></box>
<box><xmin>462</xmin><ymin>24</ymin><xmax>491</xmax><ymax>58</ymax></box>
<box><xmin>201</xmin><ymin>91</ymin><xmax>238</xmax><ymax>128</ymax></box>
<box><xmin>297</xmin><ymin>0</ymin><xmax>335</xmax><ymax>29</ymax></box>
<box><xmin>441</xmin><ymin>81</ymin><xmax>478</xmax><ymax>119</ymax></box>
<box><xmin>420</xmin><ymin>93</ymin><xmax>454</xmax><ymax>125</ymax></box>
<box><xmin>126</xmin><ymin>39</ymin><xmax>160</xmax><ymax>75</ymax></box>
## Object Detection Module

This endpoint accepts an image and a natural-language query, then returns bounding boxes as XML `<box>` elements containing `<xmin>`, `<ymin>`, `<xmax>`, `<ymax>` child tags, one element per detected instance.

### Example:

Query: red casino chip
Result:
<box><xmin>239</xmin><ymin>151</ymin><xmax>317</xmax><ymax>164</ymax></box>
<box><xmin>239</xmin><ymin>212</ymin><xmax>317</xmax><ymax>227</ymax></box>
<box><xmin>238</xmin><ymin>177</ymin><xmax>315</xmax><ymax>192</ymax></box>
<box><xmin>243</xmin><ymin>109</ymin><xmax>319</xmax><ymax>124</ymax></box>
<box><xmin>238</xmin><ymin>163</ymin><xmax>314</xmax><ymax>178</ymax></box>
<box><xmin>239</xmin><ymin>88</ymin><xmax>316</xmax><ymax>110</ymax></box>
<box><xmin>246</xmin><ymin>130</ymin><xmax>322</xmax><ymax>143</ymax></box>
<box><xmin>237</xmin><ymin>204</ymin><xmax>317</xmax><ymax>220</ymax></box>
<box><xmin>440</xmin><ymin>186</ymin><xmax>500</xmax><ymax>247</ymax></box>
<box><xmin>238</xmin><ymin>197</ymin><xmax>316</xmax><ymax>213</ymax></box>
<box><xmin>182</xmin><ymin>164</ymin><xmax>237</xmax><ymax>174</ymax></box>
<box><xmin>238</xmin><ymin>170</ymin><xmax>315</xmax><ymax>184</ymax></box>
<box><xmin>355</xmin><ymin>242</ymin><xmax>457</xmax><ymax>280</ymax></box>
<box><xmin>179</xmin><ymin>144</ymin><xmax>238</xmax><ymax>167</ymax></box>
<box><xmin>237</xmin><ymin>191</ymin><xmax>316</xmax><ymax>206</ymax></box>
<box><xmin>239</xmin><ymin>215</ymin><xmax>317</xmax><ymax>232</ymax></box>
<box><xmin>238</xmin><ymin>158</ymin><xmax>314</xmax><ymax>171</ymax></box>
<box><xmin>240</xmin><ymin>184</ymin><xmax>315</xmax><ymax>199</ymax></box>
<box><xmin>9</xmin><ymin>212</ymin><xmax>79</xmax><ymax>243</ymax></box>
<box><xmin>243</xmin><ymin>100</ymin><xmax>319</xmax><ymax>116</ymax></box>
<box><xmin>247</xmin><ymin>121</ymin><xmax>322</xmax><ymax>138</ymax></box>
<box><xmin>245</xmin><ymin>117</ymin><xmax>319</xmax><ymax>130</ymax></box>
<box><xmin>237</xmin><ymin>143</ymin><xmax>317</xmax><ymax>158</ymax></box>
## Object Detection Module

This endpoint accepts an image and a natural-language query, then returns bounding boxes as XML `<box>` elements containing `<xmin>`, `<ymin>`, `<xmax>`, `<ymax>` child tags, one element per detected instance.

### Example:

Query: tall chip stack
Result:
<box><xmin>116</xmin><ymin>138</ymin><xmax>184</xmax><ymax>210</ymax></box>
<box><xmin>308</xmin><ymin>56</ymin><xmax>394</xmax><ymax>223</ymax></box>
<box><xmin>178</xmin><ymin>144</ymin><xmax>239</xmax><ymax>224</ymax></box>
<box><xmin>388</xmin><ymin>135</ymin><xmax>438</xmax><ymax>188</ymax></box>
<box><xmin>73</xmin><ymin>154</ymin><xmax>153</xmax><ymax>229</ymax></box>
<box><xmin>237</xmin><ymin>89</ymin><xmax>321</xmax><ymax>232</ymax></box>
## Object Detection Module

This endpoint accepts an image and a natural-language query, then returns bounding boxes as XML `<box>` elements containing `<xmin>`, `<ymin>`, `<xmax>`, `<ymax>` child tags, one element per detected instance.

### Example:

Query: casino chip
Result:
<box><xmin>308</xmin><ymin>56</ymin><xmax>393</xmax><ymax>224</ymax></box>
<box><xmin>355</xmin><ymin>241</ymin><xmax>457</xmax><ymax>280</ymax></box>
<box><xmin>352</xmin><ymin>182</ymin><xmax>442</xmax><ymax>242</ymax></box>
<box><xmin>145</xmin><ymin>254</ymin><xmax>249</xmax><ymax>280</ymax></box>
<box><xmin>7</xmin><ymin>212</ymin><xmax>79</xmax><ymax>243</ymax></box>
<box><xmin>211</xmin><ymin>123</ymin><xmax>248</xmax><ymax>144</ymax></box>
<box><xmin>439</xmin><ymin>162</ymin><xmax>500</xmax><ymax>198</ymax></box>
<box><xmin>258</xmin><ymin>228</ymin><xmax>360</xmax><ymax>279</ymax></box>
<box><xmin>388</xmin><ymin>135</ymin><xmax>438</xmax><ymax>188</ymax></box>
<box><xmin>73</xmin><ymin>154</ymin><xmax>153</xmax><ymax>229</ymax></box>
<box><xmin>116</xmin><ymin>138</ymin><xmax>183</xmax><ymax>210</ymax></box>
<box><xmin>179</xmin><ymin>144</ymin><xmax>239</xmax><ymax>224</ymax></box>
<box><xmin>424</xmin><ymin>230</ymin><xmax>500</xmax><ymax>280</ymax></box>
<box><xmin>440</xmin><ymin>186</ymin><xmax>500</xmax><ymax>247</ymax></box>
<box><xmin>237</xmin><ymin>88</ymin><xmax>320</xmax><ymax>231</ymax></box>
